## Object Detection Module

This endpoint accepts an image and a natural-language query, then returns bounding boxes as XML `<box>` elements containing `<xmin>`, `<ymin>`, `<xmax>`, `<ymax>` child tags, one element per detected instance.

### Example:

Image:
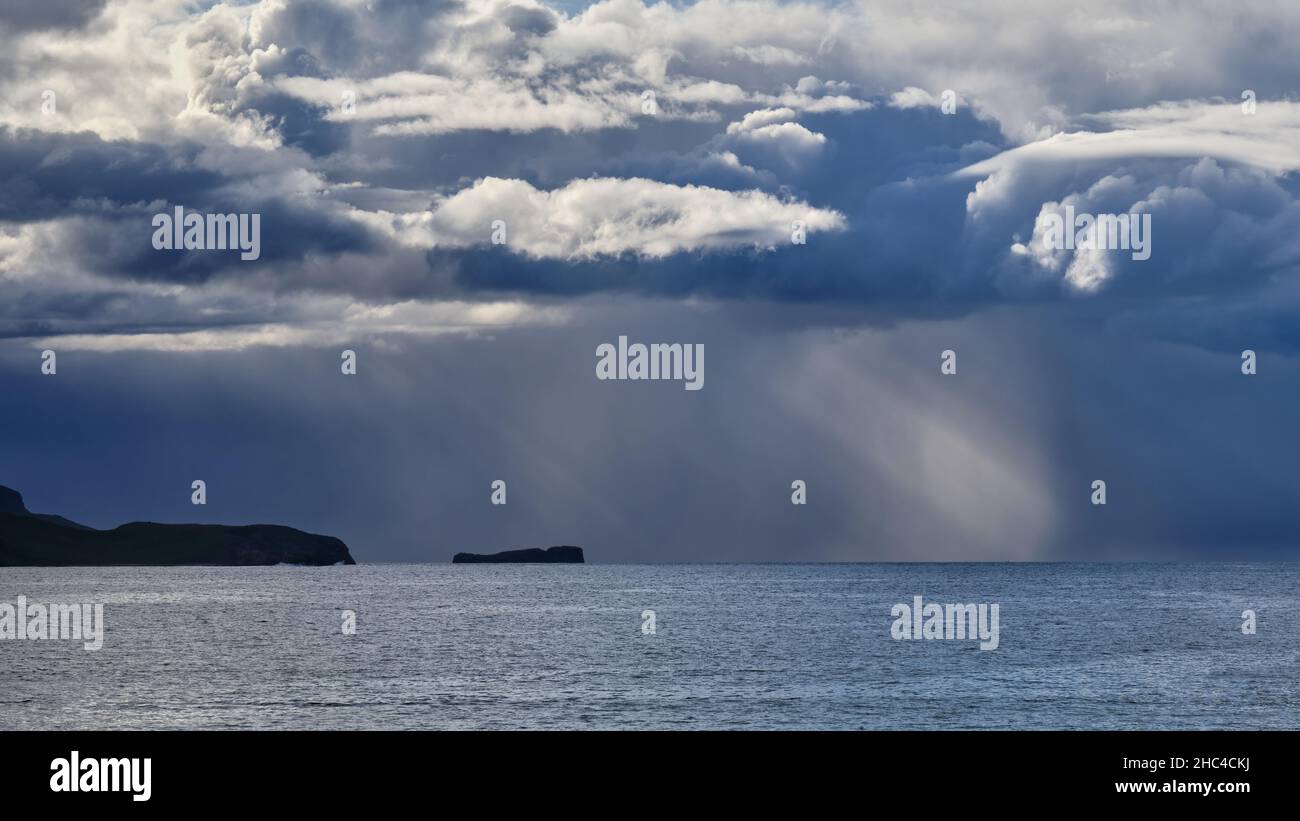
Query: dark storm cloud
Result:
<box><xmin>0</xmin><ymin>127</ymin><xmax>222</xmax><ymax>222</ymax></box>
<box><xmin>0</xmin><ymin>0</ymin><xmax>106</xmax><ymax>33</ymax></box>
<box><xmin>0</xmin><ymin>126</ymin><xmax>381</xmax><ymax>285</ymax></box>
<box><xmin>433</xmin><ymin>225</ymin><xmax>979</xmax><ymax>305</ymax></box>
<box><xmin>0</xmin><ymin>290</ymin><xmax>131</xmax><ymax>340</ymax></box>
<box><xmin>97</xmin><ymin>197</ymin><xmax>381</xmax><ymax>285</ymax></box>
<box><xmin>0</xmin><ymin>294</ymin><xmax>261</xmax><ymax>340</ymax></box>
<box><xmin>250</xmin><ymin>0</ymin><xmax>467</xmax><ymax>77</ymax></box>
<box><xmin>578</xmin><ymin>103</ymin><xmax>1002</xmax><ymax>199</ymax></box>
<box><xmin>339</xmin><ymin>117</ymin><xmax>734</xmax><ymax>191</ymax></box>
<box><xmin>499</xmin><ymin>4</ymin><xmax>558</xmax><ymax>37</ymax></box>
<box><xmin>248</xmin><ymin>92</ymin><xmax>352</xmax><ymax>157</ymax></box>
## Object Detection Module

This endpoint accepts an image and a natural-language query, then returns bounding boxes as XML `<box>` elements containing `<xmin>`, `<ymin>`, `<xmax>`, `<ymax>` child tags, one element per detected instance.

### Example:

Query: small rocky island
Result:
<box><xmin>452</xmin><ymin>546</ymin><xmax>584</xmax><ymax>564</ymax></box>
<box><xmin>0</xmin><ymin>484</ymin><xmax>355</xmax><ymax>566</ymax></box>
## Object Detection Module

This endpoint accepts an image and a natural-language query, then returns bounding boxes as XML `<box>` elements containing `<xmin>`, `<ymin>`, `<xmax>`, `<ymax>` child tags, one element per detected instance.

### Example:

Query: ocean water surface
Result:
<box><xmin>1</xmin><ymin>563</ymin><xmax>1296</xmax><ymax>729</ymax></box>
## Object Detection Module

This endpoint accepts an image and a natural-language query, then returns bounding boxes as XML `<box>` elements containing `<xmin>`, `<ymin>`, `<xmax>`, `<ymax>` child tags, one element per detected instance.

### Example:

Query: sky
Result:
<box><xmin>2</xmin><ymin>0</ymin><xmax>1299</xmax><ymax>561</ymax></box>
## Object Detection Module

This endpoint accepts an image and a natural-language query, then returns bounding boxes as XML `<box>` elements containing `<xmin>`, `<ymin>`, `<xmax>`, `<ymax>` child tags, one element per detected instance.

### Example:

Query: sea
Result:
<box><xmin>1</xmin><ymin>563</ymin><xmax>1296</xmax><ymax>730</ymax></box>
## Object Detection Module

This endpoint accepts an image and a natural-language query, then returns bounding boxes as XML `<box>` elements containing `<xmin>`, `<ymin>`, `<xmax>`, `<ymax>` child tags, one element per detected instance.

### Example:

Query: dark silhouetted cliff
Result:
<box><xmin>453</xmin><ymin>546</ymin><xmax>584</xmax><ymax>564</ymax></box>
<box><xmin>0</xmin><ymin>485</ymin><xmax>355</xmax><ymax>566</ymax></box>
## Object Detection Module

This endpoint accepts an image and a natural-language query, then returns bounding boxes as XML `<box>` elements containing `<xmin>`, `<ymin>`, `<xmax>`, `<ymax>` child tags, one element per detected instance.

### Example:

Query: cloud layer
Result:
<box><xmin>1</xmin><ymin>0</ymin><xmax>1298</xmax><ymax>350</ymax></box>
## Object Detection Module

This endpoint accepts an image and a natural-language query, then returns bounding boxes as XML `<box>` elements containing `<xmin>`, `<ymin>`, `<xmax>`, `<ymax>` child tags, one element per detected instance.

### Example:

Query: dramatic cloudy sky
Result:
<box><xmin>2</xmin><ymin>0</ymin><xmax>1299</xmax><ymax>561</ymax></box>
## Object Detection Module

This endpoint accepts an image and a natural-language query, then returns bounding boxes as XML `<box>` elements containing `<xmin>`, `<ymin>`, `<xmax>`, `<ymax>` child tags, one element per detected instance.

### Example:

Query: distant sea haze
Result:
<box><xmin>2</xmin><ymin>563</ymin><xmax>1294</xmax><ymax>730</ymax></box>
